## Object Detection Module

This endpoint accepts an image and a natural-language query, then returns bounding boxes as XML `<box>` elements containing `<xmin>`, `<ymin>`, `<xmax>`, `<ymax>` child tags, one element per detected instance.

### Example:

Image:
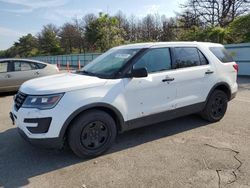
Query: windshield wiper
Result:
<box><xmin>75</xmin><ymin>70</ymin><xmax>112</xmax><ymax>79</ymax></box>
<box><xmin>80</xmin><ymin>70</ymin><xmax>97</xmax><ymax>76</ymax></box>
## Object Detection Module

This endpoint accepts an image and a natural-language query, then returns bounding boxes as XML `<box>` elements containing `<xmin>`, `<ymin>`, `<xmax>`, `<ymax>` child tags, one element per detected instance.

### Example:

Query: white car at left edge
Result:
<box><xmin>0</xmin><ymin>58</ymin><xmax>59</xmax><ymax>92</ymax></box>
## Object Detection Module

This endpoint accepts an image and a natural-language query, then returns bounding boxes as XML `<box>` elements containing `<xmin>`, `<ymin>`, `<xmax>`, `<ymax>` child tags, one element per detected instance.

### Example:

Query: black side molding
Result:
<box><xmin>124</xmin><ymin>102</ymin><xmax>206</xmax><ymax>131</ymax></box>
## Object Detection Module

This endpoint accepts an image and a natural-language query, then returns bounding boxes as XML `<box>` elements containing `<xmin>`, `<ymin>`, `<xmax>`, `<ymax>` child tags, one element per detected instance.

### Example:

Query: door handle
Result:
<box><xmin>205</xmin><ymin>70</ymin><xmax>214</xmax><ymax>74</ymax></box>
<box><xmin>162</xmin><ymin>77</ymin><xmax>175</xmax><ymax>82</ymax></box>
<box><xmin>5</xmin><ymin>74</ymin><xmax>11</xmax><ymax>78</ymax></box>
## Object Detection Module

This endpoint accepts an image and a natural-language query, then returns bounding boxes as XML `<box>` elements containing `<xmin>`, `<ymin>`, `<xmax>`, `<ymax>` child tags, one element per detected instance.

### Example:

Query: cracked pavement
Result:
<box><xmin>1</xmin><ymin>77</ymin><xmax>250</xmax><ymax>188</ymax></box>
<box><xmin>203</xmin><ymin>144</ymin><xmax>242</xmax><ymax>187</ymax></box>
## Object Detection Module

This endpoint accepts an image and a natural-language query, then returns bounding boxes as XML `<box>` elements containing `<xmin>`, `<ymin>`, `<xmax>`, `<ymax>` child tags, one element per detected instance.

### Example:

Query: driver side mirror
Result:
<box><xmin>130</xmin><ymin>68</ymin><xmax>148</xmax><ymax>78</ymax></box>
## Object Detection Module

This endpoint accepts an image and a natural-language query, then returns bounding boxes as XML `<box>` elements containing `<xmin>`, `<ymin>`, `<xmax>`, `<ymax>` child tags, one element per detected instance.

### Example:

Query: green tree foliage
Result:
<box><xmin>227</xmin><ymin>14</ymin><xmax>250</xmax><ymax>43</ymax></box>
<box><xmin>14</xmin><ymin>34</ymin><xmax>39</xmax><ymax>57</ymax></box>
<box><xmin>37</xmin><ymin>24</ymin><xmax>61</xmax><ymax>55</ymax></box>
<box><xmin>179</xmin><ymin>26</ymin><xmax>227</xmax><ymax>43</ymax></box>
<box><xmin>85</xmin><ymin>13</ymin><xmax>125</xmax><ymax>51</ymax></box>
<box><xmin>0</xmin><ymin>34</ymin><xmax>38</xmax><ymax>58</ymax></box>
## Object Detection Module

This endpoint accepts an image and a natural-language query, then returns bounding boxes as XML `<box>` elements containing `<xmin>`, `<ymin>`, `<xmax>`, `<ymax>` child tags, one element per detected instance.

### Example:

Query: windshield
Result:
<box><xmin>80</xmin><ymin>48</ymin><xmax>140</xmax><ymax>78</ymax></box>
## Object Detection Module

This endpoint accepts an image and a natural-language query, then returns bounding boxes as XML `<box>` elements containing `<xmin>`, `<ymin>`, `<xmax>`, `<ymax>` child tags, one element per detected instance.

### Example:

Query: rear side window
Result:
<box><xmin>133</xmin><ymin>48</ymin><xmax>171</xmax><ymax>73</ymax></box>
<box><xmin>174</xmin><ymin>47</ymin><xmax>202</xmax><ymax>68</ymax></box>
<box><xmin>35</xmin><ymin>63</ymin><xmax>47</xmax><ymax>69</ymax></box>
<box><xmin>0</xmin><ymin>62</ymin><xmax>8</xmax><ymax>73</ymax></box>
<box><xmin>209</xmin><ymin>47</ymin><xmax>234</xmax><ymax>63</ymax></box>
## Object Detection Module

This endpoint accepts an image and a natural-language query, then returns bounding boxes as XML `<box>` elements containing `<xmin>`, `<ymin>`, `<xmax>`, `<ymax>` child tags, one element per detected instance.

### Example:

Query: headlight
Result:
<box><xmin>22</xmin><ymin>93</ymin><xmax>64</xmax><ymax>110</ymax></box>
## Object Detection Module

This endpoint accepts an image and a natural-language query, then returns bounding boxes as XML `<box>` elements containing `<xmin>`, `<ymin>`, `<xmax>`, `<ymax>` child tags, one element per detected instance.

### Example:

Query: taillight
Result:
<box><xmin>55</xmin><ymin>66</ymin><xmax>59</xmax><ymax>72</ymax></box>
<box><xmin>233</xmin><ymin>64</ymin><xmax>238</xmax><ymax>73</ymax></box>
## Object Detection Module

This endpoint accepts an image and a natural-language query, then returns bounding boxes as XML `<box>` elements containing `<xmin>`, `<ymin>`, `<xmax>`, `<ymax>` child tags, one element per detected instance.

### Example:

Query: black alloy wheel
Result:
<box><xmin>68</xmin><ymin>110</ymin><xmax>117</xmax><ymax>158</ymax></box>
<box><xmin>80</xmin><ymin>121</ymin><xmax>109</xmax><ymax>150</ymax></box>
<box><xmin>200</xmin><ymin>90</ymin><xmax>228</xmax><ymax>122</ymax></box>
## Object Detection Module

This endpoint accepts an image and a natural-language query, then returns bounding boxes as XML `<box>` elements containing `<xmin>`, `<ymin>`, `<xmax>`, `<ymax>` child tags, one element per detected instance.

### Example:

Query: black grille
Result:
<box><xmin>15</xmin><ymin>92</ymin><xmax>27</xmax><ymax>111</ymax></box>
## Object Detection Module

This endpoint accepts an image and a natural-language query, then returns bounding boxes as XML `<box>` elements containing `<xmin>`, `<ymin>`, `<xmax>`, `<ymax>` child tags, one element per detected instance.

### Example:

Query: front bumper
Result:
<box><xmin>10</xmin><ymin>104</ymin><xmax>68</xmax><ymax>149</ymax></box>
<box><xmin>18</xmin><ymin>128</ymin><xmax>64</xmax><ymax>149</ymax></box>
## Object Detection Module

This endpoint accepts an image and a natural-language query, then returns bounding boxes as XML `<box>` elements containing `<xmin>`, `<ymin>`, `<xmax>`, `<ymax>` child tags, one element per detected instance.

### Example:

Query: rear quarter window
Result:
<box><xmin>35</xmin><ymin>63</ymin><xmax>47</xmax><ymax>69</ymax></box>
<box><xmin>209</xmin><ymin>47</ymin><xmax>234</xmax><ymax>63</ymax></box>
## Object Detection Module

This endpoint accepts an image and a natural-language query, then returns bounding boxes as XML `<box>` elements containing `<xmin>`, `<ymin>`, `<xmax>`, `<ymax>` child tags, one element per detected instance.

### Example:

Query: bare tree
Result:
<box><xmin>161</xmin><ymin>17</ymin><xmax>178</xmax><ymax>41</ymax></box>
<box><xmin>141</xmin><ymin>14</ymin><xmax>158</xmax><ymax>41</ymax></box>
<box><xmin>72</xmin><ymin>18</ymin><xmax>85</xmax><ymax>53</ymax></box>
<box><xmin>128</xmin><ymin>15</ymin><xmax>138</xmax><ymax>42</ymax></box>
<box><xmin>115</xmin><ymin>11</ymin><xmax>130</xmax><ymax>40</ymax></box>
<box><xmin>59</xmin><ymin>23</ymin><xmax>76</xmax><ymax>53</ymax></box>
<box><xmin>182</xmin><ymin>0</ymin><xmax>250</xmax><ymax>27</ymax></box>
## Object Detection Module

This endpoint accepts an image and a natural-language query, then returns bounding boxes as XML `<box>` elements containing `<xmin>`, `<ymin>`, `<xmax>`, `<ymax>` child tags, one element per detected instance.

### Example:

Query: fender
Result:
<box><xmin>205</xmin><ymin>82</ymin><xmax>232</xmax><ymax>103</ymax></box>
<box><xmin>59</xmin><ymin>103</ymin><xmax>125</xmax><ymax>139</ymax></box>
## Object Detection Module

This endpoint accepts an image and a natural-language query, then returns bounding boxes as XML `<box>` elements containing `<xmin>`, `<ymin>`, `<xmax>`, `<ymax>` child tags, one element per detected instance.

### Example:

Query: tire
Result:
<box><xmin>68</xmin><ymin>110</ymin><xmax>117</xmax><ymax>158</ymax></box>
<box><xmin>200</xmin><ymin>90</ymin><xmax>228</xmax><ymax>122</ymax></box>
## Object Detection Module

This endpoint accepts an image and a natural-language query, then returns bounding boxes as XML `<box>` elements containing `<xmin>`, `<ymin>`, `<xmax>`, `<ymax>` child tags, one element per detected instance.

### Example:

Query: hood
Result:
<box><xmin>20</xmin><ymin>73</ymin><xmax>107</xmax><ymax>95</ymax></box>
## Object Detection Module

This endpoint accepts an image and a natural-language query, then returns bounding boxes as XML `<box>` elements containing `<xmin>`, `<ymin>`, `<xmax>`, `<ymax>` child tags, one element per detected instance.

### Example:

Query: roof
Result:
<box><xmin>115</xmin><ymin>41</ymin><xmax>223</xmax><ymax>49</ymax></box>
<box><xmin>0</xmin><ymin>58</ymin><xmax>47</xmax><ymax>64</ymax></box>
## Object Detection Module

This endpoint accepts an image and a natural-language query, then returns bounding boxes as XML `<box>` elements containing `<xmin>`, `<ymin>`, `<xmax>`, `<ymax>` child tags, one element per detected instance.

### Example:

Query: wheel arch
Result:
<box><xmin>59</xmin><ymin>103</ymin><xmax>125</xmax><ymax>140</ymax></box>
<box><xmin>206</xmin><ymin>82</ymin><xmax>232</xmax><ymax>102</ymax></box>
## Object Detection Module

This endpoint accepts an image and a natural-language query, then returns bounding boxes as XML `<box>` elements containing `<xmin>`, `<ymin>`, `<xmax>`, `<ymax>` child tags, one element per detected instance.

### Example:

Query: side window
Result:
<box><xmin>14</xmin><ymin>61</ymin><xmax>34</xmax><ymax>71</ymax></box>
<box><xmin>198</xmin><ymin>50</ymin><xmax>209</xmax><ymax>65</ymax></box>
<box><xmin>174</xmin><ymin>47</ymin><xmax>200</xmax><ymax>68</ymax></box>
<box><xmin>133</xmin><ymin>48</ymin><xmax>171</xmax><ymax>73</ymax></box>
<box><xmin>29</xmin><ymin>62</ymin><xmax>39</xmax><ymax>69</ymax></box>
<box><xmin>0</xmin><ymin>62</ymin><xmax>8</xmax><ymax>73</ymax></box>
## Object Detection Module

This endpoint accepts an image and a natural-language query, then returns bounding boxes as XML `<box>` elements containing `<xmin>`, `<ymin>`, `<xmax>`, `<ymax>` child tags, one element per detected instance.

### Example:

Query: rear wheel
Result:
<box><xmin>200</xmin><ymin>90</ymin><xmax>228</xmax><ymax>122</ymax></box>
<box><xmin>68</xmin><ymin>110</ymin><xmax>117</xmax><ymax>158</ymax></box>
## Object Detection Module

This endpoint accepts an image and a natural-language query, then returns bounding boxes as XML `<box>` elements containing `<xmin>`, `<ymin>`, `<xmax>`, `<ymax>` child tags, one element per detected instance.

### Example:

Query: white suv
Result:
<box><xmin>10</xmin><ymin>42</ymin><xmax>238</xmax><ymax>157</ymax></box>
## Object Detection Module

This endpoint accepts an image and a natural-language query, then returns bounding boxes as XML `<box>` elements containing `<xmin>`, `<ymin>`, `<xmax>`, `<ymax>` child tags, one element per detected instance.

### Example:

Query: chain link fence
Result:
<box><xmin>30</xmin><ymin>53</ymin><xmax>102</xmax><ymax>69</ymax></box>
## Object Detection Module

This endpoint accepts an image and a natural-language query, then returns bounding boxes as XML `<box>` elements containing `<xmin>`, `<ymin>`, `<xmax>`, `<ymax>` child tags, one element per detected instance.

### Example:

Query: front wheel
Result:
<box><xmin>200</xmin><ymin>90</ymin><xmax>228</xmax><ymax>122</ymax></box>
<box><xmin>68</xmin><ymin>110</ymin><xmax>117</xmax><ymax>158</ymax></box>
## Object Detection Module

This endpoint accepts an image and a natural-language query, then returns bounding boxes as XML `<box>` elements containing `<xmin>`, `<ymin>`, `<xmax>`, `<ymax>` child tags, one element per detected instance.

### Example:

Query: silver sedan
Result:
<box><xmin>0</xmin><ymin>58</ymin><xmax>59</xmax><ymax>92</ymax></box>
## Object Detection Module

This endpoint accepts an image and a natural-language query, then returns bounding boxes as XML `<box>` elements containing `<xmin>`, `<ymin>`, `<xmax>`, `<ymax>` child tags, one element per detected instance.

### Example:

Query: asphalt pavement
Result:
<box><xmin>0</xmin><ymin>77</ymin><xmax>250</xmax><ymax>188</ymax></box>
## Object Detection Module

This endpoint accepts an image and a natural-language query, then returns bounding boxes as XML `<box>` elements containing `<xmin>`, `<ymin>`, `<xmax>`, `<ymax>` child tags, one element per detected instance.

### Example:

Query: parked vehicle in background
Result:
<box><xmin>10</xmin><ymin>42</ymin><xmax>238</xmax><ymax>158</ymax></box>
<box><xmin>0</xmin><ymin>59</ymin><xmax>59</xmax><ymax>92</ymax></box>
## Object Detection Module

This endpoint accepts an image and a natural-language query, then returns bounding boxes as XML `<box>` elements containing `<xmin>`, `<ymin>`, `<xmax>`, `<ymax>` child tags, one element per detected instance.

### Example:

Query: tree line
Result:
<box><xmin>1</xmin><ymin>0</ymin><xmax>250</xmax><ymax>58</ymax></box>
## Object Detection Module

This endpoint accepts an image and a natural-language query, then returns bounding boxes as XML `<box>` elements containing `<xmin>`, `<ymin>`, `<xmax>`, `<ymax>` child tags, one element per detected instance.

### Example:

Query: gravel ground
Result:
<box><xmin>0</xmin><ymin>77</ymin><xmax>250</xmax><ymax>188</ymax></box>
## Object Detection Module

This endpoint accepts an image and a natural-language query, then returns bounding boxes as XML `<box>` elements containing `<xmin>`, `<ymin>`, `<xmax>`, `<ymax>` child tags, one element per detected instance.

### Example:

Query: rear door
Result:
<box><xmin>8</xmin><ymin>60</ymin><xmax>40</xmax><ymax>87</ymax></box>
<box><xmin>172</xmin><ymin>47</ymin><xmax>216</xmax><ymax>108</ymax></box>
<box><xmin>0</xmin><ymin>60</ymin><xmax>15</xmax><ymax>91</ymax></box>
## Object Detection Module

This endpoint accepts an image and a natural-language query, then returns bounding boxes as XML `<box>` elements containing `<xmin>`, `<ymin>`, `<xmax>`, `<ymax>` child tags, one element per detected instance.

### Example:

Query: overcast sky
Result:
<box><xmin>0</xmin><ymin>0</ymin><xmax>185</xmax><ymax>50</ymax></box>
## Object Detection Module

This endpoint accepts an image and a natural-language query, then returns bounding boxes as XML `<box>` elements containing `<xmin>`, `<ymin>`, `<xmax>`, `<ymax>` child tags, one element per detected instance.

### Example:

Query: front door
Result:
<box><xmin>123</xmin><ymin>47</ymin><xmax>177</xmax><ymax>121</ymax></box>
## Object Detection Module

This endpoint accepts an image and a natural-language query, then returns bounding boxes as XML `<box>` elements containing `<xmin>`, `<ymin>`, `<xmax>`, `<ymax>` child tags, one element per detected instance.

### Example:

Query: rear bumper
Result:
<box><xmin>230</xmin><ymin>91</ymin><xmax>237</xmax><ymax>101</ymax></box>
<box><xmin>18</xmin><ymin>128</ymin><xmax>64</xmax><ymax>149</ymax></box>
